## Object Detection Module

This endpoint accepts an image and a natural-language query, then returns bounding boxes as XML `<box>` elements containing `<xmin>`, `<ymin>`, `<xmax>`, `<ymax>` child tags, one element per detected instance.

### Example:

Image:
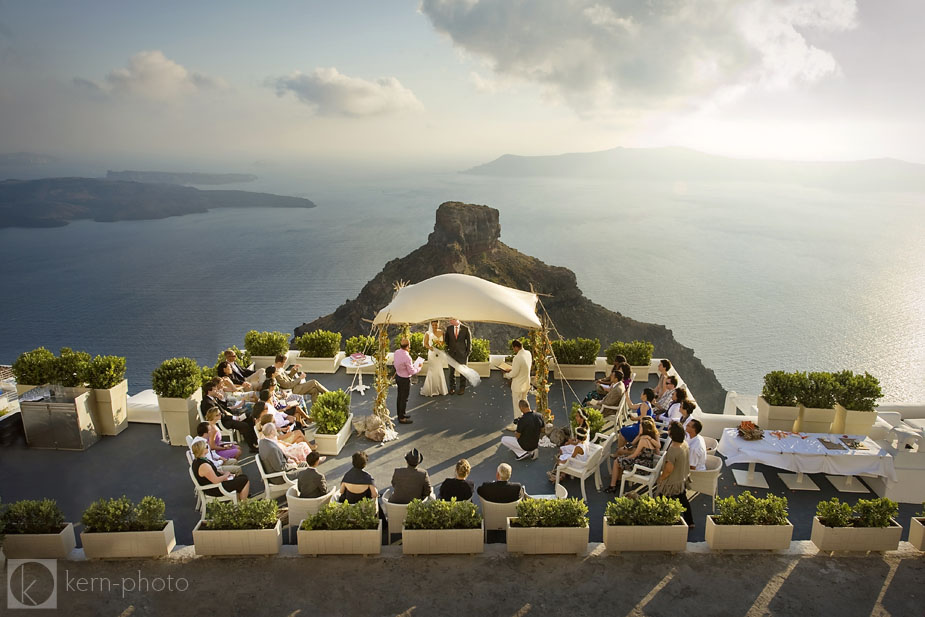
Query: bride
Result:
<box><xmin>421</xmin><ymin>320</ymin><xmax>449</xmax><ymax>396</ymax></box>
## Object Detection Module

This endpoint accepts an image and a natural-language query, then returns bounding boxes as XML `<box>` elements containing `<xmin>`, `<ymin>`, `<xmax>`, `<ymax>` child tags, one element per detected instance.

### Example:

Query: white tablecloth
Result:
<box><xmin>717</xmin><ymin>428</ymin><xmax>897</xmax><ymax>482</ymax></box>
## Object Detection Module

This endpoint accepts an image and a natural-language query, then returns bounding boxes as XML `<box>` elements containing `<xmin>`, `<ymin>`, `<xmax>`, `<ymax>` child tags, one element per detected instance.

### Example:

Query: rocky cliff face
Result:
<box><xmin>295</xmin><ymin>201</ymin><xmax>726</xmax><ymax>412</ymax></box>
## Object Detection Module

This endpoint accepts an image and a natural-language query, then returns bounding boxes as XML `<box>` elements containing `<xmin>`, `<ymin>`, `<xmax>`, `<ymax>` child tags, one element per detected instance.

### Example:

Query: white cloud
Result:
<box><xmin>272</xmin><ymin>67</ymin><xmax>422</xmax><ymax>117</ymax></box>
<box><xmin>421</xmin><ymin>0</ymin><xmax>858</xmax><ymax>116</ymax></box>
<box><xmin>77</xmin><ymin>50</ymin><xmax>225</xmax><ymax>101</ymax></box>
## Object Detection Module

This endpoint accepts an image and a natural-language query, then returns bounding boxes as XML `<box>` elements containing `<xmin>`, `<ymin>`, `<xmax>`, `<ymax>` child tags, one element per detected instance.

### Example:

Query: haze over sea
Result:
<box><xmin>1</xmin><ymin>169</ymin><xmax>923</xmax><ymax>405</ymax></box>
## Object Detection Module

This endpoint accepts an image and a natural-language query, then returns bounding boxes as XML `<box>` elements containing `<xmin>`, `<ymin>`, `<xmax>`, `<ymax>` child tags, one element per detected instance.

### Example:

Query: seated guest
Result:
<box><xmin>655</xmin><ymin>387</ymin><xmax>687</xmax><ymax>424</ymax></box>
<box><xmin>204</xmin><ymin>407</ymin><xmax>242</xmax><ymax>461</ymax></box>
<box><xmin>439</xmin><ymin>459</ymin><xmax>474</xmax><ymax>501</ymax></box>
<box><xmin>223</xmin><ymin>349</ymin><xmax>254</xmax><ymax>385</ymax></box>
<box><xmin>656</xmin><ymin>422</ymin><xmax>693</xmax><ymax>527</ymax></box>
<box><xmin>259</xmin><ymin>388</ymin><xmax>309</xmax><ymax>428</ymax></box>
<box><xmin>654</xmin><ymin>375</ymin><xmax>679</xmax><ymax>413</ymax></box>
<box><xmin>258</xmin><ymin>423</ymin><xmax>302</xmax><ymax>485</ymax></box>
<box><xmin>588</xmin><ymin>369</ymin><xmax>626</xmax><ymax>415</ymax></box>
<box><xmin>604</xmin><ymin>417</ymin><xmax>660</xmax><ymax>493</ymax></box>
<box><xmin>548</xmin><ymin>426</ymin><xmax>590</xmax><ymax>483</ymax></box>
<box><xmin>191</xmin><ymin>440</ymin><xmax>249</xmax><ymax>500</ymax></box>
<box><xmin>339</xmin><ymin>450</ymin><xmax>379</xmax><ymax>504</ymax></box>
<box><xmin>296</xmin><ymin>451</ymin><xmax>329</xmax><ymax>498</ymax></box>
<box><xmin>255</xmin><ymin>405</ymin><xmax>309</xmax><ymax>445</ymax></box>
<box><xmin>618</xmin><ymin>362</ymin><xmax>633</xmax><ymax>389</ymax></box>
<box><xmin>500</xmin><ymin>400</ymin><xmax>544</xmax><ymax>461</ymax></box>
<box><xmin>201</xmin><ymin>379</ymin><xmax>258</xmax><ymax>453</ymax></box>
<box><xmin>259</xmin><ymin>419</ymin><xmax>314</xmax><ymax>464</ymax></box>
<box><xmin>687</xmin><ymin>419</ymin><xmax>707</xmax><ymax>471</ymax></box>
<box><xmin>583</xmin><ymin>356</ymin><xmax>626</xmax><ymax>404</ymax></box>
<box><xmin>389</xmin><ymin>448</ymin><xmax>432</xmax><ymax>504</ymax></box>
<box><xmin>477</xmin><ymin>463</ymin><xmax>524</xmax><ymax>503</ymax></box>
<box><xmin>678</xmin><ymin>399</ymin><xmax>697</xmax><ymax>431</ymax></box>
<box><xmin>216</xmin><ymin>360</ymin><xmax>250</xmax><ymax>392</ymax></box>
<box><xmin>272</xmin><ymin>354</ymin><xmax>330</xmax><ymax>403</ymax></box>
<box><xmin>192</xmin><ymin>422</ymin><xmax>242</xmax><ymax>474</ymax></box>
<box><xmin>654</xmin><ymin>359</ymin><xmax>673</xmax><ymax>398</ymax></box>
<box><xmin>617</xmin><ymin>387</ymin><xmax>656</xmax><ymax>450</ymax></box>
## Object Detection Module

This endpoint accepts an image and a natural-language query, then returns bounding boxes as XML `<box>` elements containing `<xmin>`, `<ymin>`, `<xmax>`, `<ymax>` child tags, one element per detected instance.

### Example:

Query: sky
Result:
<box><xmin>1</xmin><ymin>0</ymin><xmax>924</xmax><ymax>170</ymax></box>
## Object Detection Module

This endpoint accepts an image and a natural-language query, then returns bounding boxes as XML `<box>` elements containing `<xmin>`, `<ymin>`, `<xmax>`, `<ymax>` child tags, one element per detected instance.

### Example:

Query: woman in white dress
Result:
<box><xmin>421</xmin><ymin>320</ymin><xmax>449</xmax><ymax>396</ymax></box>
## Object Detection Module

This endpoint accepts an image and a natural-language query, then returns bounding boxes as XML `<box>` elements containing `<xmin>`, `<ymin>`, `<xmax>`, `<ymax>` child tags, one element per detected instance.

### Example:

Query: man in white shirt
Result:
<box><xmin>686</xmin><ymin>418</ymin><xmax>707</xmax><ymax>471</ymax></box>
<box><xmin>502</xmin><ymin>339</ymin><xmax>533</xmax><ymax>431</ymax></box>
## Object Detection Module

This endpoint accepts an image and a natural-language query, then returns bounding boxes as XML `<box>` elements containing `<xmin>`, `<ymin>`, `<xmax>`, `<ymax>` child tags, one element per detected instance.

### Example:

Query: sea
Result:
<box><xmin>1</xmin><ymin>170</ymin><xmax>923</xmax><ymax>405</ymax></box>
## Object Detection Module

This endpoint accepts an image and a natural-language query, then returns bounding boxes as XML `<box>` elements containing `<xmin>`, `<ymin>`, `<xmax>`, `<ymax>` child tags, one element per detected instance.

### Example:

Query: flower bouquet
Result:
<box><xmin>737</xmin><ymin>420</ymin><xmax>764</xmax><ymax>441</ymax></box>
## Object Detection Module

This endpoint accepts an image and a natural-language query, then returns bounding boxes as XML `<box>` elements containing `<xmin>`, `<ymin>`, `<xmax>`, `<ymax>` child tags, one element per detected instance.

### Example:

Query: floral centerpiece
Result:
<box><xmin>737</xmin><ymin>420</ymin><xmax>764</xmax><ymax>440</ymax></box>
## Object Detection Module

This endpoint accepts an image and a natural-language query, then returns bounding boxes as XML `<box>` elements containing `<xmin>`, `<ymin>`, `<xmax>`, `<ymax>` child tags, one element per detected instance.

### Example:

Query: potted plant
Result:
<box><xmin>571</xmin><ymin>403</ymin><xmax>605</xmax><ymax>438</ymax></box>
<box><xmin>908</xmin><ymin>503</ymin><xmax>925</xmax><ymax>551</ymax></box>
<box><xmin>795</xmin><ymin>372</ymin><xmax>837</xmax><ymax>433</ymax></box>
<box><xmin>87</xmin><ymin>355</ymin><xmax>128</xmax><ymax>436</ymax></box>
<box><xmin>312</xmin><ymin>389</ymin><xmax>353</xmax><ymax>455</ymax></box>
<box><xmin>757</xmin><ymin>371</ymin><xmax>802</xmax><ymax>431</ymax></box>
<box><xmin>11</xmin><ymin>347</ymin><xmax>55</xmax><ymax>395</ymax></box>
<box><xmin>193</xmin><ymin>499</ymin><xmax>282</xmax><ymax>556</ymax></box>
<box><xmin>51</xmin><ymin>347</ymin><xmax>91</xmax><ymax>391</ymax></box>
<box><xmin>344</xmin><ymin>335</ymin><xmax>380</xmax><ymax>374</ymax></box>
<box><xmin>705</xmin><ymin>491</ymin><xmax>792</xmax><ymax>551</ymax></box>
<box><xmin>152</xmin><ymin>357</ymin><xmax>204</xmax><ymax>446</ymax></box>
<box><xmin>402</xmin><ymin>498</ymin><xmax>484</xmax><ymax>555</ymax></box>
<box><xmin>551</xmin><ymin>337</ymin><xmax>600</xmax><ymax>381</ymax></box>
<box><xmin>80</xmin><ymin>495</ymin><xmax>176</xmax><ymax>558</ymax></box>
<box><xmin>1</xmin><ymin>499</ymin><xmax>76</xmax><ymax>558</ymax></box>
<box><xmin>811</xmin><ymin>497</ymin><xmax>901</xmax><ymax>552</ymax></box>
<box><xmin>603</xmin><ymin>495</ymin><xmax>688</xmax><ymax>553</ymax></box>
<box><xmin>244</xmin><ymin>330</ymin><xmax>291</xmax><ymax>370</ymax></box>
<box><xmin>469</xmin><ymin>338</ymin><xmax>491</xmax><ymax>378</ymax></box>
<box><xmin>506</xmin><ymin>498</ymin><xmax>589</xmax><ymax>555</ymax></box>
<box><xmin>830</xmin><ymin>370</ymin><xmax>882</xmax><ymax>436</ymax></box>
<box><xmin>605</xmin><ymin>341</ymin><xmax>654</xmax><ymax>382</ymax></box>
<box><xmin>293</xmin><ymin>329</ymin><xmax>345</xmax><ymax>374</ymax></box>
<box><xmin>298</xmin><ymin>498</ymin><xmax>381</xmax><ymax>556</ymax></box>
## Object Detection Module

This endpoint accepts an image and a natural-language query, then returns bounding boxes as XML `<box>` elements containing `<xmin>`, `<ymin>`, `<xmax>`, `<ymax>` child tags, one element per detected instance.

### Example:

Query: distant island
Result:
<box><xmin>0</xmin><ymin>177</ymin><xmax>315</xmax><ymax>228</ymax></box>
<box><xmin>106</xmin><ymin>170</ymin><xmax>259</xmax><ymax>185</ymax></box>
<box><xmin>465</xmin><ymin>146</ymin><xmax>925</xmax><ymax>191</ymax></box>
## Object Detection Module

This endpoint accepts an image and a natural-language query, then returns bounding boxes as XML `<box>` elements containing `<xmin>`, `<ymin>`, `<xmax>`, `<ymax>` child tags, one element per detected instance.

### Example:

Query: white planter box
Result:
<box><xmin>470</xmin><ymin>362</ymin><xmax>491</xmax><ymax>378</ymax></box>
<box><xmin>796</xmin><ymin>405</ymin><xmax>836</xmax><ymax>433</ymax></box>
<box><xmin>297</xmin><ymin>521</ymin><xmax>382</xmax><ymax>556</ymax></box>
<box><xmin>251</xmin><ymin>355</ymin><xmax>277</xmax><ymax>370</ymax></box>
<box><xmin>908</xmin><ymin>517</ymin><xmax>925</xmax><ymax>551</ymax></box>
<box><xmin>402</xmin><ymin>524</ymin><xmax>485</xmax><ymax>555</ymax></box>
<box><xmin>16</xmin><ymin>384</ymin><xmax>44</xmax><ymax>396</ymax></box>
<box><xmin>158</xmin><ymin>390</ymin><xmax>203</xmax><ymax>447</ymax></box>
<box><xmin>296</xmin><ymin>352</ymin><xmax>346</xmax><ymax>375</ymax></box>
<box><xmin>505</xmin><ymin>518</ymin><xmax>589</xmax><ymax>555</ymax></box>
<box><xmin>810</xmin><ymin>516</ymin><xmax>902</xmax><ymax>553</ymax></box>
<box><xmin>705</xmin><ymin>516</ymin><xmax>793</xmax><ymax>551</ymax></box>
<box><xmin>193</xmin><ymin>519</ymin><xmax>282</xmax><ymax>556</ymax></box>
<box><xmin>314</xmin><ymin>412</ymin><xmax>354</xmax><ymax>456</ymax></box>
<box><xmin>92</xmin><ymin>379</ymin><xmax>129</xmax><ymax>436</ymax></box>
<box><xmin>552</xmin><ymin>363</ymin><xmax>598</xmax><ymax>381</ymax></box>
<box><xmin>602</xmin><ymin>516</ymin><xmax>688</xmax><ymax>553</ymax></box>
<box><xmin>629</xmin><ymin>365</ymin><xmax>650</xmax><ymax>384</ymax></box>
<box><xmin>831</xmin><ymin>404</ymin><xmax>877</xmax><ymax>436</ymax></box>
<box><xmin>80</xmin><ymin>521</ymin><xmax>176</xmax><ymax>559</ymax></box>
<box><xmin>756</xmin><ymin>397</ymin><xmax>800</xmax><ymax>431</ymax></box>
<box><xmin>2</xmin><ymin>522</ymin><xmax>77</xmax><ymax>559</ymax></box>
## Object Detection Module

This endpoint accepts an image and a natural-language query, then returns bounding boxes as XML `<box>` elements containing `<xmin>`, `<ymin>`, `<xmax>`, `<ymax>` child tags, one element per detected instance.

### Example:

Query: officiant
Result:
<box><xmin>393</xmin><ymin>338</ymin><xmax>421</xmax><ymax>424</ymax></box>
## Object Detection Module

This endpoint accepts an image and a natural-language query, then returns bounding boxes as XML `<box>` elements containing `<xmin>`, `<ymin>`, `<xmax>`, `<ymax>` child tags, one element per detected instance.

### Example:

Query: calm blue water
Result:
<box><xmin>1</xmin><ymin>172</ymin><xmax>923</xmax><ymax>404</ymax></box>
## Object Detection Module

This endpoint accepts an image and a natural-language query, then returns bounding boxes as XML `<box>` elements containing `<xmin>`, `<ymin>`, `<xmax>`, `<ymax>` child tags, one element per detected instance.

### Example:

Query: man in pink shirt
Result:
<box><xmin>393</xmin><ymin>338</ymin><xmax>421</xmax><ymax>424</ymax></box>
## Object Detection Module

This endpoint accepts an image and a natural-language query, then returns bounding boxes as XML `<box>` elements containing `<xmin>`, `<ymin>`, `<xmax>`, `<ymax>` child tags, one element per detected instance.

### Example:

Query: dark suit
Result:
<box><xmin>258</xmin><ymin>438</ymin><xmax>292</xmax><ymax>485</ymax></box>
<box><xmin>297</xmin><ymin>467</ymin><xmax>327</xmax><ymax>499</ymax></box>
<box><xmin>477</xmin><ymin>480</ymin><xmax>523</xmax><ymax>504</ymax></box>
<box><xmin>439</xmin><ymin>478</ymin><xmax>474</xmax><ymax>501</ymax></box>
<box><xmin>389</xmin><ymin>466</ymin><xmax>432</xmax><ymax>504</ymax></box>
<box><xmin>228</xmin><ymin>361</ymin><xmax>254</xmax><ymax>385</ymax></box>
<box><xmin>201</xmin><ymin>394</ymin><xmax>258</xmax><ymax>448</ymax></box>
<box><xmin>444</xmin><ymin>323</ymin><xmax>471</xmax><ymax>392</ymax></box>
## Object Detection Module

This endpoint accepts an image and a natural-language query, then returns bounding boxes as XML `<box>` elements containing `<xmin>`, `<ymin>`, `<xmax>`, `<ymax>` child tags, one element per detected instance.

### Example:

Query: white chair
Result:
<box><xmin>188</xmin><ymin>466</ymin><xmax>237</xmax><ymax>519</ymax></box>
<box><xmin>688</xmin><ymin>454</ymin><xmax>723</xmax><ymax>512</ymax></box>
<box><xmin>600</xmin><ymin>397</ymin><xmax>629</xmax><ymax>434</ymax></box>
<box><xmin>381</xmin><ymin>488</ymin><xmax>433</xmax><ymax>541</ymax></box>
<box><xmin>555</xmin><ymin>431</ymin><xmax>614</xmax><ymax>501</ymax></box>
<box><xmin>702</xmin><ymin>436</ymin><xmax>718</xmax><ymax>456</ymax></box>
<box><xmin>619</xmin><ymin>451</ymin><xmax>667</xmax><ymax>497</ymax></box>
<box><xmin>198</xmin><ymin>408</ymin><xmax>236</xmax><ymax>442</ymax></box>
<box><xmin>255</xmin><ymin>455</ymin><xmax>298</xmax><ymax>501</ymax></box>
<box><xmin>479</xmin><ymin>495</ymin><xmax>523</xmax><ymax>541</ymax></box>
<box><xmin>286</xmin><ymin>485</ymin><xmax>338</xmax><ymax>542</ymax></box>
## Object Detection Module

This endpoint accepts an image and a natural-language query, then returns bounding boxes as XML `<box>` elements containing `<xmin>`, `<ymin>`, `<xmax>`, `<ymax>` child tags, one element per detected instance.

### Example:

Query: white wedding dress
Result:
<box><xmin>421</xmin><ymin>328</ymin><xmax>449</xmax><ymax>396</ymax></box>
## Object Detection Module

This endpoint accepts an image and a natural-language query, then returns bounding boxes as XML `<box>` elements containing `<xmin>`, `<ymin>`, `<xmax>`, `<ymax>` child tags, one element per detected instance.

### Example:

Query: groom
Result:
<box><xmin>444</xmin><ymin>317</ymin><xmax>471</xmax><ymax>395</ymax></box>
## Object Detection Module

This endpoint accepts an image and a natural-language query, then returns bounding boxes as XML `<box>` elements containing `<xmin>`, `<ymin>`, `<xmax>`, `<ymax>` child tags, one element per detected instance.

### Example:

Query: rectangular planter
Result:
<box><xmin>831</xmin><ymin>404</ymin><xmax>877</xmax><ymax>437</ymax></box>
<box><xmin>705</xmin><ymin>516</ymin><xmax>793</xmax><ymax>551</ymax></box>
<box><xmin>297</xmin><ymin>521</ymin><xmax>382</xmax><ymax>556</ymax></box>
<box><xmin>602</xmin><ymin>517</ymin><xmax>689</xmax><ymax>553</ymax></box>
<box><xmin>796</xmin><ymin>405</ymin><xmax>836</xmax><ymax>433</ymax></box>
<box><xmin>756</xmin><ymin>397</ymin><xmax>800</xmax><ymax>431</ymax></box>
<box><xmin>251</xmin><ymin>355</ymin><xmax>276</xmax><ymax>370</ymax></box>
<box><xmin>470</xmin><ymin>361</ymin><xmax>491</xmax><ymax>378</ymax></box>
<box><xmin>193</xmin><ymin>519</ymin><xmax>282</xmax><ymax>556</ymax></box>
<box><xmin>158</xmin><ymin>390</ymin><xmax>203</xmax><ymax>447</ymax></box>
<box><xmin>552</xmin><ymin>363</ymin><xmax>598</xmax><ymax>381</ymax></box>
<box><xmin>505</xmin><ymin>518</ymin><xmax>589</xmax><ymax>555</ymax></box>
<box><xmin>92</xmin><ymin>379</ymin><xmax>129</xmax><ymax>436</ymax></box>
<box><xmin>810</xmin><ymin>516</ymin><xmax>902</xmax><ymax>553</ymax></box>
<box><xmin>630</xmin><ymin>365</ymin><xmax>650</xmax><ymax>384</ymax></box>
<box><xmin>296</xmin><ymin>352</ymin><xmax>346</xmax><ymax>375</ymax></box>
<box><xmin>402</xmin><ymin>524</ymin><xmax>485</xmax><ymax>555</ymax></box>
<box><xmin>80</xmin><ymin>521</ymin><xmax>176</xmax><ymax>559</ymax></box>
<box><xmin>314</xmin><ymin>413</ymin><xmax>354</xmax><ymax>456</ymax></box>
<box><xmin>2</xmin><ymin>522</ymin><xmax>77</xmax><ymax>559</ymax></box>
<box><xmin>908</xmin><ymin>517</ymin><xmax>925</xmax><ymax>551</ymax></box>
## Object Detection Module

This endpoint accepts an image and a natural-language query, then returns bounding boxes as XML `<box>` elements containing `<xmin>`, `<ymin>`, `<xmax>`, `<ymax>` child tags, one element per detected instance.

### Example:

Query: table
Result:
<box><xmin>341</xmin><ymin>355</ymin><xmax>376</xmax><ymax>395</ymax></box>
<box><xmin>717</xmin><ymin>428</ymin><xmax>897</xmax><ymax>491</ymax></box>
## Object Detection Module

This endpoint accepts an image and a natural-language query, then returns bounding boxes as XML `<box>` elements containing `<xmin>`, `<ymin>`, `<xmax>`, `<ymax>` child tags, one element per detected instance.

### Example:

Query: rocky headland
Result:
<box><xmin>105</xmin><ymin>170</ymin><xmax>258</xmax><ymax>185</ymax></box>
<box><xmin>295</xmin><ymin>201</ymin><xmax>726</xmax><ymax>412</ymax></box>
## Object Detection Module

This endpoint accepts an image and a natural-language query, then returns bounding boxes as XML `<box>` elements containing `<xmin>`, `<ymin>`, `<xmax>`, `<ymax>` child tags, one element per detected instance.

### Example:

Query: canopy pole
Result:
<box><xmin>373</xmin><ymin>325</ymin><xmax>394</xmax><ymax>431</ymax></box>
<box><xmin>530</xmin><ymin>319</ymin><xmax>553</xmax><ymax>424</ymax></box>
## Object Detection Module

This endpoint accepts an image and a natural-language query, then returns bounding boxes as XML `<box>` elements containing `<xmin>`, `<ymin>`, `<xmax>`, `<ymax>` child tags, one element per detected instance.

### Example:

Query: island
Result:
<box><xmin>105</xmin><ymin>170</ymin><xmax>259</xmax><ymax>185</ymax></box>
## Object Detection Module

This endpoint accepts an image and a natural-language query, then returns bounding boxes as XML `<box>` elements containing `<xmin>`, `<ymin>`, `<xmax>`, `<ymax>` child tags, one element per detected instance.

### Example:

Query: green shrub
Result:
<box><xmin>470</xmin><ymin>338</ymin><xmax>490</xmax><ymax>363</ymax></box>
<box><xmin>204</xmin><ymin>499</ymin><xmax>278</xmax><ymax>530</ymax></box>
<box><xmin>345</xmin><ymin>335</ymin><xmax>376</xmax><ymax>356</ymax></box>
<box><xmin>815</xmin><ymin>497</ymin><xmax>898</xmax><ymax>528</ymax></box>
<box><xmin>507</xmin><ymin>337</ymin><xmax>534</xmax><ymax>355</ymax></box>
<box><xmin>514</xmin><ymin>498</ymin><xmax>588</xmax><ymax>528</ymax></box>
<box><xmin>392</xmin><ymin>332</ymin><xmax>426</xmax><ymax>358</ymax></box>
<box><xmin>605</xmin><ymin>495</ymin><xmax>685</xmax><ymax>526</ymax></box>
<box><xmin>918</xmin><ymin>503</ymin><xmax>925</xmax><ymax>518</ymax></box>
<box><xmin>294</xmin><ymin>330</ymin><xmax>342</xmax><ymax>358</ymax></box>
<box><xmin>151</xmin><ymin>357</ymin><xmax>202</xmax><ymax>399</ymax></box>
<box><xmin>244</xmin><ymin>330</ymin><xmax>290</xmax><ymax>357</ymax></box>
<box><xmin>215</xmin><ymin>345</ymin><xmax>251</xmax><ymax>371</ymax></box>
<box><xmin>832</xmin><ymin>370</ymin><xmax>882</xmax><ymax>412</ymax></box>
<box><xmin>815</xmin><ymin>497</ymin><xmax>854</xmax><ymax>527</ymax></box>
<box><xmin>312</xmin><ymin>389</ymin><xmax>351</xmax><ymax>434</ymax></box>
<box><xmin>404</xmin><ymin>498</ymin><xmax>482</xmax><ymax>530</ymax></box>
<box><xmin>200</xmin><ymin>365</ymin><xmax>216</xmax><ymax>387</ymax></box>
<box><xmin>761</xmin><ymin>371</ymin><xmax>802</xmax><ymax>407</ymax></box>
<box><xmin>11</xmin><ymin>347</ymin><xmax>56</xmax><ymax>385</ymax></box>
<box><xmin>87</xmin><ymin>355</ymin><xmax>126</xmax><ymax>389</ymax></box>
<box><xmin>570</xmin><ymin>402</ymin><xmax>604</xmax><ymax>438</ymax></box>
<box><xmin>300</xmin><ymin>499</ymin><xmax>378</xmax><ymax>531</ymax></box>
<box><xmin>797</xmin><ymin>371</ymin><xmax>837</xmax><ymax>409</ymax></box>
<box><xmin>605</xmin><ymin>341</ymin><xmax>654</xmax><ymax>367</ymax></box>
<box><xmin>714</xmin><ymin>491</ymin><xmax>789</xmax><ymax>525</ymax></box>
<box><xmin>550</xmin><ymin>337</ymin><xmax>600</xmax><ymax>365</ymax></box>
<box><xmin>81</xmin><ymin>495</ymin><xmax>167</xmax><ymax>533</ymax></box>
<box><xmin>52</xmin><ymin>347</ymin><xmax>91</xmax><ymax>387</ymax></box>
<box><xmin>1</xmin><ymin>499</ymin><xmax>66</xmax><ymax>534</ymax></box>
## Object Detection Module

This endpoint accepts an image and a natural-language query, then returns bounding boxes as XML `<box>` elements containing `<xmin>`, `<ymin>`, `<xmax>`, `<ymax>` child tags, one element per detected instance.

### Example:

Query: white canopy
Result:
<box><xmin>373</xmin><ymin>273</ymin><xmax>541</xmax><ymax>329</ymax></box>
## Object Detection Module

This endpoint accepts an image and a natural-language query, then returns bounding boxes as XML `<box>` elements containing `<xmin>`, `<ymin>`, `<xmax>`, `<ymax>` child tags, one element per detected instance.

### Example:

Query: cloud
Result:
<box><xmin>76</xmin><ymin>50</ymin><xmax>225</xmax><ymax>101</ymax></box>
<box><xmin>271</xmin><ymin>67</ymin><xmax>422</xmax><ymax>117</ymax></box>
<box><xmin>421</xmin><ymin>0</ymin><xmax>858</xmax><ymax>116</ymax></box>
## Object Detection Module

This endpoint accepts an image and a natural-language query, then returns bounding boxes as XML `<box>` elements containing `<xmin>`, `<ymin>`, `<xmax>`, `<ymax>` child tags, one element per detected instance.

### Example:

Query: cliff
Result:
<box><xmin>295</xmin><ymin>202</ymin><xmax>726</xmax><ymax>412</ymax></box>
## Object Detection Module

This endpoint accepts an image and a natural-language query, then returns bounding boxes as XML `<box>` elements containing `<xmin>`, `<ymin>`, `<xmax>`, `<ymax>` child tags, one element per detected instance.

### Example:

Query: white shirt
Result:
<box><xmin>688</xmin><ymin>434</ymin><xmax>707</xmax><ymax>471</ymax></box>
<box><xmin>658</xmin><ymin>402</ymin><xmax>682</xmax><ymax>423</ymax></box>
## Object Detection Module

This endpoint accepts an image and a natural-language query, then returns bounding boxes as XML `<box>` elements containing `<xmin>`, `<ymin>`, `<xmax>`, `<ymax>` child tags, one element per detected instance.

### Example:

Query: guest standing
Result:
<box><xmin>657</xmin><ymin>422</ymin><xmax>694</xmax><ymax>527</ymax></box>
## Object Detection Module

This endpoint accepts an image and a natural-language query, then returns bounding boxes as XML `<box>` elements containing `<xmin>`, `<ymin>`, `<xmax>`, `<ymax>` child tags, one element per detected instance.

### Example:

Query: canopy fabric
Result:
<box><xmin>373</xmin><ymin>273</ymin><xmax>541</xmax><ymax>329</ymax></box>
